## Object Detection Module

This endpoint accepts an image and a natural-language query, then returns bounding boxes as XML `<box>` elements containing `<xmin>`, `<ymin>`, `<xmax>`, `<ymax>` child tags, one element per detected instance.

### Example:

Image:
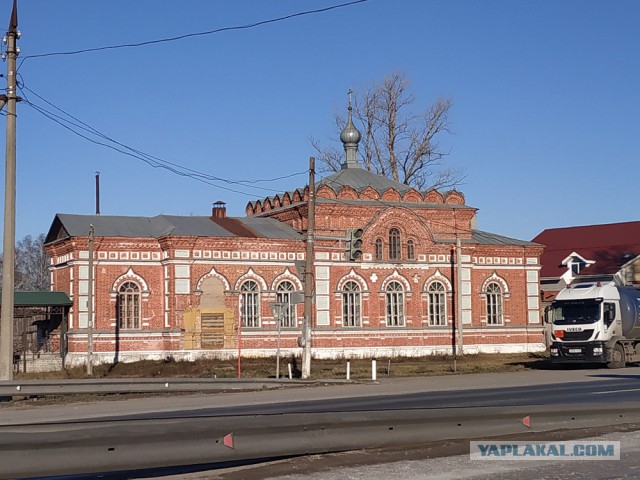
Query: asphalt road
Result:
<box><xmin>122</xmin><ymin>374</ymin><xmax>640</xmax><ymax>419</ymax></box>
<box><xmin>4</xmin><ymin>367</ymin><xmax>640</xmax><ymax>427</ymax></box>
<box><xmin>3</xmin><ymin>367</ymin><xmax>640</xmax><ymax>479</ymax></box>
<box><xmin>8</xmin><ymin>372</ymin><xmax>640</xmax><ymax>426</ymax></box>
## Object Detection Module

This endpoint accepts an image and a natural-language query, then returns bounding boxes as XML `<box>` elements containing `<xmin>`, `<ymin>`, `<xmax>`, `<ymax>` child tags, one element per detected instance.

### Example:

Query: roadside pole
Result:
<box><xmin>237</xmin><ymin>298</ymin><xmax>243</xmax><ymax>378</ymax></box>
<box><xmin>276</xmin><ymin>308</ymin><xmax>281</xmax><ymax>379</ymax></box>
<box><xmin>270</xmin><ymin>302</ymin><xmax>285</xmax><ymax>380</ymax></box>
<box><xmin>0</xmin><ymin>1</ymin><xmax>19</xmax><ymax>381</ymax></box>
<box><xmin>450</xmin><ymin>245</ymin><xmax>457</xmax><ymax>372</ymax></box>
<box><xmin>87</xmin><ymin>225</ymin><xmax>94</xmax><ymax>375</ymax></box>
<box><xmin>456</xmin><ymin>236</ymin><xmax>463</xmax><ymax>355</ymax></box>
<box><xmin>302</xmin><ymin>157</ymin><xmax>315</xmax><ymax>379</ymax></box>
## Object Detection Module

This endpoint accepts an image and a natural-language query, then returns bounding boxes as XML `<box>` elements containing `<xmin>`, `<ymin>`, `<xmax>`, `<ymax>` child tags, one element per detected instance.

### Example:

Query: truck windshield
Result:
<box><xmin>552</xmin><ymin>300</ymin><xmax>601</xmax><ymax>325</ymax></box>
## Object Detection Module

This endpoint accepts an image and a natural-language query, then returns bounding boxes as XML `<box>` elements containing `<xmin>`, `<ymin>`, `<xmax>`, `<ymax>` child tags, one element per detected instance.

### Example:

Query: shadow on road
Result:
<box><xmin>505</xmin><ymin>355</ymin><xmax>602</xmax><ymax>371</ymax></box>
<box><xmin>588</xmin><ymin>373</ymin><xmax>640</xmax><ymax>380</ymax></box>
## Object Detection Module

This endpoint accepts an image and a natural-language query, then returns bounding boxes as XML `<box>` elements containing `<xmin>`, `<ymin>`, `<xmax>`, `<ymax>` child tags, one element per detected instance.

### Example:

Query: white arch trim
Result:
<box><xmin>271</xmin><ymin>268</ymin><xmax>303</xmax><ymax>291</ymax></box>
<box><xmin>111</xmin><ymin>267</ymin><xmax>150</xmax><ymax>297</ymax></box>
<box><xmin>380</xmin><ymin>270</ymin><xmax>411</xmax><ymax>292</ymax></box>
<box><xmin>196</xmin><ymin>266</ymin><xmax>230</xmax><ymax>292</ymax></box>
<box><xmin>481</xmin><ymin>272</ymin><xmax>510</xmax><ymax>296</ymax></box>
<box><xmin>423</xmin><ymin>269</ymin><xmax>453</xmax><ymax>292</ymax></box>
<box><xmin>337</xmin><ymin>268</ymin><xmax>369</xmax><ymax>291</ymax></box>
<box><xmin>234</xmin><ymin>267</ymin><xmax>268</xmax><ymax>291</ymax></box>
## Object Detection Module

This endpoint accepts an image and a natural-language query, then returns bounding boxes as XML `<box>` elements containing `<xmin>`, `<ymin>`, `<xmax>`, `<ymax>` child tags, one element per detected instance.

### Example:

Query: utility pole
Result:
<box><xmin>95</xmin><ymin>172</ymin><xmax>100</xmax><ymax>215</ymax></box>
<box><xmin>456</xmin><ymin>236</ymin><xmax>464</xmax><ymax>355</ymax></box>
<box><xmin>0</xmin><ymin>0</ymin><xmax>19</xmax><ymax>381</ymax></box>
<box><xmin>302</xmin><ymin>157</ymin><xmax>315</xmax><ymax>379</ymax></box>
<box><xmin>87</xmin><ymin>225</ymin><xmax>94</xmax><ymax>375</ymax></box>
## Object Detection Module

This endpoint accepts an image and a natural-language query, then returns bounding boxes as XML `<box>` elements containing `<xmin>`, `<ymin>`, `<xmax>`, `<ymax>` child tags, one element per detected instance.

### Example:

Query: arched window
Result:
<box><xmin>386</xmin><ymin>281</ymin><xmax>405</xmax><ymax>326</ymax></box>
<box><xmin>375</xmin><ymin>238</ymin><xmax>383</xmax><ymax>261</ymax></box>
<box><xmin>240</xmin><ymin>280</ymin><xmax>260</xmax><ymax>328</ymax></box>
<box><xmin>427</xmin><ymin>281</ymin><xmax>446</xmax><ymax>326</ymax></box>
<box><xmin>276</xmin><ymin>281</ymin><xmax>297</xmax><ymax>328</ymax></box>
<box><xmin>342</xmin><ymin>281</ymin><xmax>361</xmax><ymax>327</ymax></box>
<box><xmin>407</xmin><ymin>239</ymin><xmax>415</xmax><ymax>261</ymax></box>
<box><xmin>389</xmin><ymin>228</ymin><xmax>401</xmax><ymax>260</ymax></box>
<box><xmin>118</xmin><ymin>281</ymin><xmax>140</xmax><ymax>329</ymax></box>
<box><xmin>486</xmin><ymin>282</ymin><xmax>503</xmax><ymax>325</ymax></box>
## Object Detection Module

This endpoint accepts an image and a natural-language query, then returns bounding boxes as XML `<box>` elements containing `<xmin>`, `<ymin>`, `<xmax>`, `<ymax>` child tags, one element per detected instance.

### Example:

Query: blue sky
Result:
<box><xmin>0</xmin><ymin>0</ymin><xmax>638</xmax><ymax>244</ymax></box>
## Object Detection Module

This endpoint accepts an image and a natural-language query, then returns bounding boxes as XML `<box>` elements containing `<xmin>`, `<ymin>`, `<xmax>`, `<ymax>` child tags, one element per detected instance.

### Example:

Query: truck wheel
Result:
<box><xmin>607</xmin><ymin>343</ymin><xmax>626</xmax><ymax>369</ymax></box>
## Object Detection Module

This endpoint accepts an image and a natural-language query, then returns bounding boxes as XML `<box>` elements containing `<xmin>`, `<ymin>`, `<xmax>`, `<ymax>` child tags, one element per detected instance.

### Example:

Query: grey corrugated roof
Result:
<box><xmin>315</xmin><ymin>198</ymin><xmax>467</xmax><ymax>209</ymax></box>
<box><xmin>154</xmin><ymin>215</ymin><xmax>238</xmax><ymax>237</ymax></box>
<box><xmin>46</xmin><ymin>213</ymin><xmax>302</xmax><ymax>243</ymax></box>
<box><xmin>242</xmin><ymin>217</ymin><xmax>303</xmax><ymax>239</ymax></box>
<box><xmin>247</xmin><ymin>168</ymin><xmax>470</xmax><ymax>212</ymax></box>
<box><xmin>319</xmin><ymin>168</ymin><xmax>414</xmax><ymax>195</ymax></box>
<box><xmin>470</xmin><ymin>230</ymin><xmax>541</xmax><ymax>247</ymax></box>
<box><xmin>52</xmin><ymin>214</ymin><xmax>165</xmax><ymax>238</ymax></box>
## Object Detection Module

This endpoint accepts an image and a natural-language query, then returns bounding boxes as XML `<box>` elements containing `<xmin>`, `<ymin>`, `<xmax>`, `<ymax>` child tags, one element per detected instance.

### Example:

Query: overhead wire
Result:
<box><xmin>19</xmin><ymin>82</ymin><xmax>306</xmax><ymax>185</ymax></box>
<box><xmin>17</xmin><ymin>0</ymin><xmax>369</xmax><ymax>71</ymax></box>
<box><xmin>23</xmin><ymin>99</ymin><xmax>253</xmax><ymax>196</ymax></box>
<box><xmin>17</xmin><ymin>82</ymin><xmax>308</xmax><ymax>195</ymax></box>
<box><xmin>9</xmin><ymin>0</ymin><xmax>371</xmax><ymax>199</ymax></box>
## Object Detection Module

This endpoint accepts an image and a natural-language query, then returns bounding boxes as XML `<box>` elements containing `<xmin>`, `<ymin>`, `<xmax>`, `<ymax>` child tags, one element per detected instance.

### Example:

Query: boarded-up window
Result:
<box><xmin>200</xmin><ymin>277</ymin><xmax>225</xmax><ymax>309</ymax></box>
<box><xmin>201</xmin><ymin>313</ymin><xmax>224</xmax><ymax>349</ymax></box>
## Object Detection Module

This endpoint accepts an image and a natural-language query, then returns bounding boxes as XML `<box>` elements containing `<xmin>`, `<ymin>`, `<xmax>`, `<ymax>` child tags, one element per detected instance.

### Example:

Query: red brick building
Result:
<box><xmin>44</xmin><ymin>106</ymin><xmax>545</xmax><ymax>366</ymax></box>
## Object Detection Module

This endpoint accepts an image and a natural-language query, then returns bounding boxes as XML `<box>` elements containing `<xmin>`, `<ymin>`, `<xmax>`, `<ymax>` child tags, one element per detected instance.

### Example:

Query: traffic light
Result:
<box><xmin>346</xmin><ymin>228</ymin><xmax>363</xmax><ymax>261</ymax></box>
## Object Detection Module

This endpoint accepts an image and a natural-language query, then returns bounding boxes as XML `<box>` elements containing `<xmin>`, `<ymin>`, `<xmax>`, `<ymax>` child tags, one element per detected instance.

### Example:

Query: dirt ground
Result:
<box><xmin>15</xmin><ymin>352</ymin><xmax>552</xmax><ymax>380</ymax></box>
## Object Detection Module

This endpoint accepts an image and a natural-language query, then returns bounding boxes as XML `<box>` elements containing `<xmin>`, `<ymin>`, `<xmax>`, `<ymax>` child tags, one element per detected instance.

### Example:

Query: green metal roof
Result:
<box><xmin>0</xmin><ymin>291</ymin><xmax>72</xmax><ymax>307</ymax></box>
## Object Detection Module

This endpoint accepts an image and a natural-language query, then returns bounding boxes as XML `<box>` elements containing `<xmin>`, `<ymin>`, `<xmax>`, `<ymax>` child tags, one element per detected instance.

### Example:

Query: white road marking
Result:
<box><xmin>592</xmin><ymin>388</ymin><xmax>640</xmax><ymax>395</ymax></box>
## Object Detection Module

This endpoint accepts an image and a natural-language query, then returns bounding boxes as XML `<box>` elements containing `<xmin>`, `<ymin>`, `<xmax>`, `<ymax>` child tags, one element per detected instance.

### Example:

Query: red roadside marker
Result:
<box><xmin>522</xmin><ymin>416</ymin><xmax>531</xmax><ymax>428</ymax></box>
<box><xmin>223</xmin><ymin>433</ymin><xmax>235</xmax><ymax>449</ymax></box>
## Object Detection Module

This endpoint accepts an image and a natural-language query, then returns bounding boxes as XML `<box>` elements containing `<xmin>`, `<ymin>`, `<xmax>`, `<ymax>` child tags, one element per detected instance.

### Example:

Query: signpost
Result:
<box><xmin>270</xmin><ymin>302</ymin><xmax>286</xmax><ymax>379</ymax></box>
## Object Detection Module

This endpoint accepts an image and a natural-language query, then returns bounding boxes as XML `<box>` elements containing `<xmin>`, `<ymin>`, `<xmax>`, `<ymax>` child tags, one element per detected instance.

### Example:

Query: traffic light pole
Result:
<box><xmin>0</xmin><ymin>1</ymin><xmax>19</xmax><ymax>381</ymax></box>
<box><xmin>345</xmin><ymin>228</ymin><xmax>363</xmax><ymax>261</ymax></box>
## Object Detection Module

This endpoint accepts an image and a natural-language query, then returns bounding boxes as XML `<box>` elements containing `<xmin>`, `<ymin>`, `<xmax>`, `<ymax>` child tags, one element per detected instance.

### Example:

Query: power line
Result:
<box><xmin>17</xmin><ymin>83</ymin><xmax>307</xmax><ymax>195</ymax></box>
<box><xmin>19</xmin><ymin>83</ymin><xmax>306</xmax><ymax>185</ymax></box>
<box><xmin>18</xmin><ymin>0</ymin><xmax>368</xmax><ymax>70</ymax></box>
<box><xmin>23</xmin><ymin>99</ymin><xmax>252</xmax><ymax>196</ymax></box>
<box><xmin>10</xmin><ymin>1</ymin><xmax>372</xmax><ymax>197</ymax></box>
<box><xmin>17</xmin><ymin>85</ymin><xmax>472</xmax><ymax>232</ymax></box>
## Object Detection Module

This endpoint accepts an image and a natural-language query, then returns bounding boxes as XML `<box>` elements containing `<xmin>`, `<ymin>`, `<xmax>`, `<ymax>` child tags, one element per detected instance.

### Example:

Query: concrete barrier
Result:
<box><xmin>1</xmin><ymin>403</ymin><xmax>639</xmax><ymax>478</ymax></box>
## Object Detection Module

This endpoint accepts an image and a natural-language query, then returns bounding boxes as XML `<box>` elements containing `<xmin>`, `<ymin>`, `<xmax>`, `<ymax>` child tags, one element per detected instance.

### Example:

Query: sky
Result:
<box><xmin>0</xmin><ymin>0</ymin><xmax>638</xmax><ymax>245</ymax></box>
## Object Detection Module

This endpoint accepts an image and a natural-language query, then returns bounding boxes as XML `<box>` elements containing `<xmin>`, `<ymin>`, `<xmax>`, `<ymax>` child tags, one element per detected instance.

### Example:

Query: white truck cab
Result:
<box><xmin>549</xmin><ymin>281</ymin><xmax>640</xmax><ymax>368</ymax></box>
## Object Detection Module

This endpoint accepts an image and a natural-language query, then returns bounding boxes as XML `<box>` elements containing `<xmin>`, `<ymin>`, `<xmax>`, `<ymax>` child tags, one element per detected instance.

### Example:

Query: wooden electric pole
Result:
<box><xmin>302</xmin><ymin>157</ymin><xmax>315</xmax><ymax>379</ymax></box>
<box><xmin>0</xmin><ymin>0</ymin><xmax>19</xmax><ymax>381</ymax></box>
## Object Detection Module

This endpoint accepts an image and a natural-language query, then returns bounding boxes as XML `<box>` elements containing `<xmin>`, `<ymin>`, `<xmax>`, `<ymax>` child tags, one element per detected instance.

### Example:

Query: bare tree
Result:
<box><xmin>6</xmin><ymin>233</ymin><xmax>51</xmax><ymax>291</ymax></box>
<box><xmin>312</xmin><ymin>71</ymin><xmax>465</xmax><ymax>190</ymax></box>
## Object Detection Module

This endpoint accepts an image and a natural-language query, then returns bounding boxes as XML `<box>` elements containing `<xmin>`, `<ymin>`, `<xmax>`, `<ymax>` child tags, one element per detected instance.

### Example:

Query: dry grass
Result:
<box><xmin>15</xmin><ymin>352</ymin><xmax>551</xmax><ymax>381</ymax></box>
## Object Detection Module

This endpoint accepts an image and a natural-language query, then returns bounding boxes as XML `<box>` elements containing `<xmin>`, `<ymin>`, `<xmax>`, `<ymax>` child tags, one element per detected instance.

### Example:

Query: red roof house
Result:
<box><xmin>533</xmin><ymin>221</ymin><xmax>640</xmax><ymax>288</ymax></box>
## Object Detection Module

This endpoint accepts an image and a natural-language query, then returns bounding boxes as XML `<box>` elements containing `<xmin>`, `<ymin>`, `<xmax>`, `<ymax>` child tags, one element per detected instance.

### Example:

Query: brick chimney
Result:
<box><xmin>211</xmin><ymin>201</ymin><xmax>226</xmax><ymax>219</ymax></box>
